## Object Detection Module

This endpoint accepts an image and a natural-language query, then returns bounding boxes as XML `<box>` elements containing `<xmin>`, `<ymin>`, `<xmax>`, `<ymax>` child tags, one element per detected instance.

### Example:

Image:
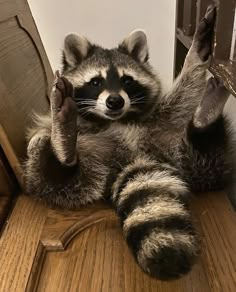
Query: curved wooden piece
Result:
<box><xmin>0</xmin><ymin>0</ymin><xmax>52</xmax><ymax>160</ymax></box>
<box><xmin>41</xmin><ymin>205</ymin><xmax>116</xmax><ymax>250</ymax></box>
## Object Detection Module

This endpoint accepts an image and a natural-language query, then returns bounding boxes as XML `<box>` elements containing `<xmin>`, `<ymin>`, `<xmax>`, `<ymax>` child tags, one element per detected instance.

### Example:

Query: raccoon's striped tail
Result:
<box><xmin>112</xmin><ymin>158</ymin><xmax>199</xmax><ymax>280</ymax></box>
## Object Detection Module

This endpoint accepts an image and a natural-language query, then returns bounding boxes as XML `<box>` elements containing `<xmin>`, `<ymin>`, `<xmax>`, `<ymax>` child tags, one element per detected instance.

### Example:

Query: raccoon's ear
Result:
<box><xmin>63</xmin><ymin>33</ymin><xmax>91</xmax><ymax>69</ymax></box>
<box><xmin>119</xmin><ymin>30</ymin><xmax>149</xmax><ymax>63</ymax></box>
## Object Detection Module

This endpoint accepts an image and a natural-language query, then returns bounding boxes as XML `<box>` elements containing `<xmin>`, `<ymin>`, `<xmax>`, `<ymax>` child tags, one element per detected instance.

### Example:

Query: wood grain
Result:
<box><xmin>193</xmin><ymin>192</ymin><xmax>236</xmax><ymax>292</ymax></box>
<box><xmin>0</xmin><ymin>195</ymin><xmax>47</xmax><ymax>292</ymax></box>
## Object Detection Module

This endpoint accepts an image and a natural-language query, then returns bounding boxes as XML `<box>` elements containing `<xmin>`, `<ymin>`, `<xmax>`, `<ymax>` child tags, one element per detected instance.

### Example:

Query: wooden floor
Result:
<box><xmin>0</xmin><ymin>191</ymin><xmax>235</xmax><ymax>292</ymax></box>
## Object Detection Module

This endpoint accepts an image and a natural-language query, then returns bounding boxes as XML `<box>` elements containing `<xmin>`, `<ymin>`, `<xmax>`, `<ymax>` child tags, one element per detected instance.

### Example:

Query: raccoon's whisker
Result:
<box><xmin>78</xmin><ymin>108</ymin><xmax>93</xmax><ymax>118</ymax></box>
<box><xmin>132</xmin><ymin>97</ymin><xmax>145</xmax><ymax>101</ymax></box>
<box><xmin>75</xmin><ymin>101</ymin><xmax>97</xmax><ymax>105</ymax></box>
<box><xmin>131</xmin><ymin>100</ymin><xmax>145</xmax><ymax>103</ymax></box>
<box><xmin>74</xmin><ymin>98</ymin><xmax>97</xmax><ymax>102</ymax></box>
<box><xmin>75</xmin><ymin>100</ymin><xmax>107</xmax><ymax>107</ymax></box>
<box><xmin>80</xmin><ymin>111</ymin><xmax>91</xmax><ymax>118</ymax></box>
<box><xmin>76</xmin><ymin>104</ymin><xmax>96</xmax><ymax>108</ymax></box>
<box><xmin>132</xmin><ymin>93</ymin><xmax>146</xmax><ymax>99</ymax></box>
<box><xmin>131</xmin><ymin>96</ymin><xmax>145</xmax><ymax>101</ymax></box>
<box><xmin>76</xmin><ymin>106</ymin><xmax>95</xmax><ymax>112</ymax></box>
<box><xmin>82</xmin><ymin>108</ymin><xmax>97</xmax><ymax>118</ymax></box>
<box><xmin>131</xmin><ymin>96</ymin><xmax>146</xmax><ymax>105</ymax></box>
<box><xmin>77</xmin><ymin>99</ymin><xmax>96</xmax><ymax>102</ymax></box>
<box><xmin>131</xmin><ymin>102</ymin><xmax>145</xmax><ymax>105</ymax></box>
<box><xmin>131</xmin><ymin>99</ymin><xmax>145</xmax><ymax>104</ymax></box>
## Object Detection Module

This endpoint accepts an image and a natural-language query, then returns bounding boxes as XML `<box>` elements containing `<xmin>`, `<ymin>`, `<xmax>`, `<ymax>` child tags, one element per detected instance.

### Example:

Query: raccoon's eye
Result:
<box><xmin>122</xmin><ymin>75</ymin><xmax>134</xmax><ymax>86</ymax></box>
<box><xmin>89</xmin><ymin>77</ymin><xmax>102</xmax><ymax>87</ymax></box>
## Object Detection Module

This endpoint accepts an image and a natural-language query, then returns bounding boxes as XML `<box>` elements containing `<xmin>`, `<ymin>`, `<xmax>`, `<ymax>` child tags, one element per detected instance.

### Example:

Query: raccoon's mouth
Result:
<box><xmin>87</xmin><ymin>107</ymin><xmax>125</xmax><ymax>120</ymax></box>
<box><xmin>105</xmin><ymin>110</ymin><xmax>125</xmax><ymax>120</ymax></box>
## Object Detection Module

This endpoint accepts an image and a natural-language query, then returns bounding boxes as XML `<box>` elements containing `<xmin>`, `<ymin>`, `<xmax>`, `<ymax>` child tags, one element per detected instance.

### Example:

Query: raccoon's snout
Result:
<box><xmin>106</xmin><ymin>95</ymin><xmax>125</xmax><ymax>110</ymax></box>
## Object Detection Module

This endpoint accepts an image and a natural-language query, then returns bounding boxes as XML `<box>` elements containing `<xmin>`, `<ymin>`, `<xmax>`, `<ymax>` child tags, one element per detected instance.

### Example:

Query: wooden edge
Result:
<box><xmin>210</xmin><ymin>61</ymin><xmax>236</xmax><ymax>96</ymax></box>
<box><xmin>25</xmin><ymin>241</ymin><xmax>47</xmax><ymax>292</ymax></box>
<box><xmin>0</xmin><ymin>124</ymin><xmax>23</xmax><ymax>188</ymax></box>
<box><xmin>176</xmin><ymin>28</ymin><xmax>192</xmax><ymax>49</ymax></box>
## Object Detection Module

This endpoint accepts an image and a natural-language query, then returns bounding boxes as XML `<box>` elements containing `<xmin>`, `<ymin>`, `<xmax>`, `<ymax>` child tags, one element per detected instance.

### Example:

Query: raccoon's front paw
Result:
<box><xmin>51</xmin><ymin>71</ymin><xmax>77</xmax><ymax>124</ymax></box>
<box><xmin>51</xmin><ymin>72</ymin><xmax>78</xmax><ymax>165</ymax></box>
<box><xmin>193</xmin><ymin>5</ymin><xmax>216</xmax><ymax>62</ymax></box>
<box><xmin>193</xmin><ymin>77</ymin><xmax>230</xmax><ymax>128</ymax></box>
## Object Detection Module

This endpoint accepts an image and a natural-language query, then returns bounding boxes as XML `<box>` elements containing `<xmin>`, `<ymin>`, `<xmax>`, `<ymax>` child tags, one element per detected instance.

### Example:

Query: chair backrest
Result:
<box><xmin>0</xmin><ymin>0</ymin><xmax>52</xmax><ymax>164</ymax></box>
<box><xmin>176</xmin><ymin>0</ymin><xmax>236</xmax><ymax>96</ymax></box>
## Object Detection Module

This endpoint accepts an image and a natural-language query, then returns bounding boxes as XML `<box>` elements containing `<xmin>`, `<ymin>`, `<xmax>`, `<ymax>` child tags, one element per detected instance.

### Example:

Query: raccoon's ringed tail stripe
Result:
<box><xmin>116</xmin><ymin>170</ymin><xmax>188</xmax><ymax>206</ymax></box>
<box><xmin>123</xmin><ymin>197</ymin><xmax>189</xmax><ymax>236</ymax></box>
<box><xmin>113</xmin><ymin>166</ymin><xmax>160</xmax><ymax>202</ymax></box>
<box><xmin>112</xmin><ymin>157</ymin><xmax>159</xmax><ymax>197</ymax></box>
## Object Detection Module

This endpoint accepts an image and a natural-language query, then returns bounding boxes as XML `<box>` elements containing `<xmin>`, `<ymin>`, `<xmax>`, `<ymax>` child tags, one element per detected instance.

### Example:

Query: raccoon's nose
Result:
<box><xmin>106</xmin><ymin>95</ymin><xmax>125</xmax><ymax>110</ymax></box>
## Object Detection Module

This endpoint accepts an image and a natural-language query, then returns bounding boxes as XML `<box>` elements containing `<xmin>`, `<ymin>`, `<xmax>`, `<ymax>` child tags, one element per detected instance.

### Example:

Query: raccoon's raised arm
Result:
<box><xmin>162</xmin><ymin>6</ymin><xmax>216</xmax><ymax>112</ymax></box>
<box><xmin>24</xmin><ymin>75</ymin><xmax>113</xmax><ymax>208</ymax></box>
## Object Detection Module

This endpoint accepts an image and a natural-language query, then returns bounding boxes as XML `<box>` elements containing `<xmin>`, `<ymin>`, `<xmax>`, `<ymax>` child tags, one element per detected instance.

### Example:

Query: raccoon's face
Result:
<box><xmin>62</xmin><ymin>30</ymin><xmax>161</xmax><ymax>121</ymax></box>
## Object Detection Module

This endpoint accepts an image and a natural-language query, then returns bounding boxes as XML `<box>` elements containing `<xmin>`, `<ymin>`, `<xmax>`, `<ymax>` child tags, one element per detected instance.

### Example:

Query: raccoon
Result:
<box><xmin>24</xmin><ymin>6</ymin><xmax>233</xmax><ymax>280</ymax></box>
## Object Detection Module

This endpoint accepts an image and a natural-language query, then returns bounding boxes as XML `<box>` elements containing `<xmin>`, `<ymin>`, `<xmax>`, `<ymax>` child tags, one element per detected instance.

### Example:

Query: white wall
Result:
<box><xmin>28</xmin><ymin>0</ymin><xmax>236</xmax><ymax>124</ymax></box>
<box><xmin>28</xmin><ymin>0</ymin><xmax>176</xmax><ymax>90</ymax></box>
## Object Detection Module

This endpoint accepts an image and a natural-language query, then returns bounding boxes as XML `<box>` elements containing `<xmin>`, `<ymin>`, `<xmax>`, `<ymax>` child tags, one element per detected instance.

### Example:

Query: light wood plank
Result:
<box><xmin>193</xmin><ymin>192</ymin><xmax>236</xmax><ymax>292</ymax></box>
<box><xmin>0</xmin><ymin>195</ymin><xmax>47</xmax><ymax>292</ymax></box>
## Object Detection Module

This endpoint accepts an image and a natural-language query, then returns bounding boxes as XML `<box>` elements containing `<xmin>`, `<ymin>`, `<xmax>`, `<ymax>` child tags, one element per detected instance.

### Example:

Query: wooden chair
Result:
<box><xmin>0</xmin><ymin>0</ymin><xmax>235</xmax><ymax>291</ymax></box>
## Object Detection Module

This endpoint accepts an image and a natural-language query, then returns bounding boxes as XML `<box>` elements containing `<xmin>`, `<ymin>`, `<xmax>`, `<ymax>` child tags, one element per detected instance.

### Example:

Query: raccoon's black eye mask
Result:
<box><xmin>88</xmin><ymin>76</ymin><xmax>104</xmax><ymax>88</ymax></box>
<box><xmin>121</xmin><ymin>75</ymin><xmax>134</xmax><ymax>86</ymax></box>
<box><xmin>73</xmin><ymin>82</ymin><xmax>104</xmax><ymax>103</ymax></box>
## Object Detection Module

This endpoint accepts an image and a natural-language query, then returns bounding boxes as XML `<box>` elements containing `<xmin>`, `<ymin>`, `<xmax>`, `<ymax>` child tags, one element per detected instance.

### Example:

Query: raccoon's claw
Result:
<box><xmin>205</xmin><ymin>76</ymin><xmax>224</xmax><ymax>93</ymax></box>
<box><xmin>51</xmin><ymin>74</ymin><xmax>77</xmax><ymax>124</ymax></box>
<box><xmin>55</xmin><ymin>74</ymin><xmax>74</xmax><ymax>99</ymax></box>
<box><xmin>194</xmin><ymin>5</ymin><xmax>216</xmax><ymax>61</ymax></box>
